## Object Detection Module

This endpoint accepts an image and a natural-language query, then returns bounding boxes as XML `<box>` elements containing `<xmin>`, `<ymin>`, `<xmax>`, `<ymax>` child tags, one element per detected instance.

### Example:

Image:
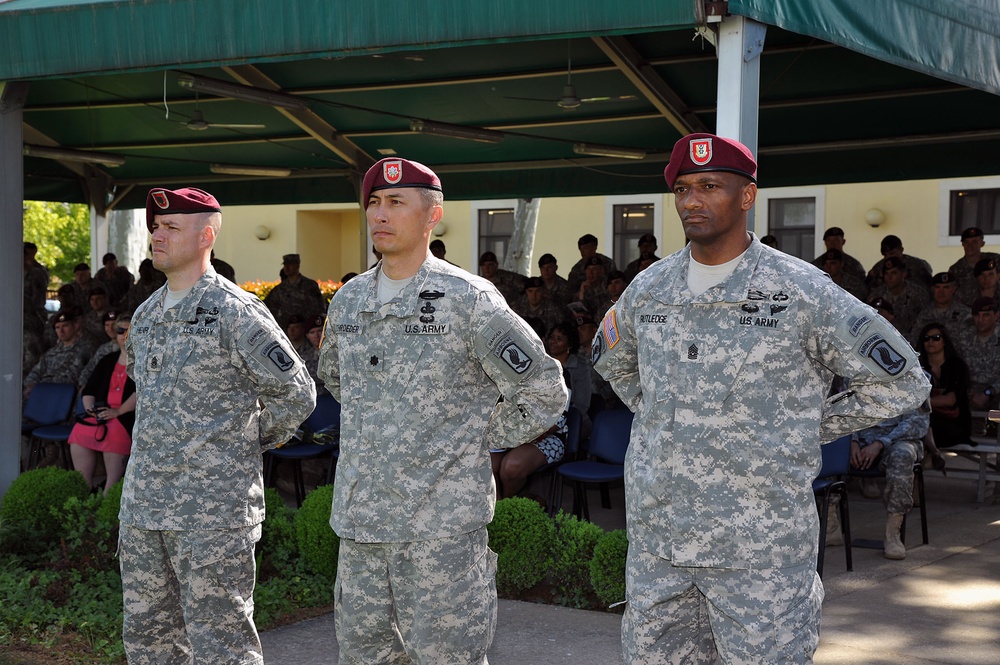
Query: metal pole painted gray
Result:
<box><xmin>0</xmin><ymin>82</ymin><xmax>28</xmax><ymax>498</ymax></box>
<box><xmin>715</xmin><ymin>15</ymin><xmax>766</xmax><ymax>230</ymax></box>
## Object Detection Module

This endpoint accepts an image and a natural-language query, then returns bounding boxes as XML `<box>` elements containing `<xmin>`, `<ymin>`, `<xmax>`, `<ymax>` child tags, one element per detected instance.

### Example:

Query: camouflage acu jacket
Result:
<box><xmin>594</xmin><ymin>236</ymin><xmax>930</xmax><ymax>569</ymax></box>
<box><xmin>319</xmin><ymin>255</ymin><xmax>566</xmax><ymax>543</ymax></box>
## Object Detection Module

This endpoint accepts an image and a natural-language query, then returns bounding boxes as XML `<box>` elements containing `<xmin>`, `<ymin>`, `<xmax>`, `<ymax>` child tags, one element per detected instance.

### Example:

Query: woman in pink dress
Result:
<box><xmin>69</xmin><ymin>313</ymin><xmax>135</xmax><ymax>493</ymax></box>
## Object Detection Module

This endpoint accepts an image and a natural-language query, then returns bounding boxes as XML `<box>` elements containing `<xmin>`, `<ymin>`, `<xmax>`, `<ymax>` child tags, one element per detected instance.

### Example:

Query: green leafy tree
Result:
<box><xmin>22</xmin><ymin>200</ymin><xmax>91</xmax><ymax>286</ymax></box>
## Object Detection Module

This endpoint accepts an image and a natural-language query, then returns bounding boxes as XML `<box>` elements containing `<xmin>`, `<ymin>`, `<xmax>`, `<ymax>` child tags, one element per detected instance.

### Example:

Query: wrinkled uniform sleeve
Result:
<box><xmin>316</xmin><ymin>303</ymin><xmax>341</xmax><ymax>402</ymax></box>
<box><xmin>472</xmin><ymin>291</ymin><xmax>567</xmax><ymax>448</ymax></box>
<box><xmin>855</xmin><ymin>406</ymin><xmax>929</xmax><ymax>448</ymax></box>
<box><xmin>232</xmin><ymin>301</ymin><xmax>316</xmax><ymax>449</ymax></box>
<box><xmin>592</xmin><ymin>299</ymin><xmax>641</xmax><ymax>412</ymax></box>
<box><xmin>815</xmin><ymin>287</ymin><xmax>931</xmax><ymax>442</ymax></box>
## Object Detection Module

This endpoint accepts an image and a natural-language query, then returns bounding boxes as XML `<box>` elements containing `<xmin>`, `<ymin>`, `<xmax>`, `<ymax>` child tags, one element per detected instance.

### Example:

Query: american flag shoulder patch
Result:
<box><xmin>602</xmin><ymin>310</ymin><xmax>620</xmax><ymax>349</ymax></box>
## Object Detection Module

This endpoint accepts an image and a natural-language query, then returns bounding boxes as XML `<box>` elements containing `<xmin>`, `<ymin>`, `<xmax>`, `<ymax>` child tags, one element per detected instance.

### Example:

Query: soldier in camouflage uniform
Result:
<box><xmin>479</xmin><ymin>250</ymin><xmax>528</xmax><ymax>304</ymax></box>
<box><xmin>956</xmin><ymin>297</ymin><xmax>1000</xmax><ymax>411</ymax></box>
<box><xmin>868</xmin><ymin>257</ymin><xmax>931</xmax><ymax>337</ymax></box>
<box><xmin>23</xmin><ymin>307</ymin><xmax>91</xmax><ymax>397</ymax></box>
<box><xmin>318</xmin><ymin>158</ymin><xmax>566</xmax><ymax>665</ymax></box>
<box><xmin>949</xmin><ymin>227</ymin><xmax>1000</xmax><ymax>306</ymax></box>
<box><xmin>850</xmin><ymin>404</ymin><xmax>929</xmax><ymax>560</ymax></box>
<box><xmin>593</xmin><ymin>133</ymin><xmax>930</xmax><ymax>664</ymax></box>
<box><xmin>537</xmin><ymin>253</ymin><xmax>575</xmax><ymax>306</ymax></box>
<box><xmin>512</xmin><ymin>276</ymin><xmax>573</xmax><ymax>334</ymax></box>
<box><xmin>909</xmin><ymin>272</ymin><xmax>970</xmax><ymax>346</ymax></box>
<box><xmin>120</xmin><ymin>187</ymin><xmax>315</xmax><ymax>665</ymax></box>
<box><xmin>23</xmin><ymin>242</ymin><xmax>49</xmax><ymax>336</ymax></box>
<box><xmin>818</xmin><ymin>248</ymin><xmax>868</xmax><ymax>303</ymax></box>
<box><xmin>263</xmin><ymin>254</ymin><xmax>326</xmax><ymax>329</ymax></box>
<box><xmin>568</xmin><ymin>234</ymin><xmax>617</xmax><ymax>294</ymax></box>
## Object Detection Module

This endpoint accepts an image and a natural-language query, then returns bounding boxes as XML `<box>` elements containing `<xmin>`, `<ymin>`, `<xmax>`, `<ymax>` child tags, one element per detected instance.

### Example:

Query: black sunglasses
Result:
<box><xmin>116</xmin><ymin>327</ymin><xmax>129</xmax><ymax>335</ymax></box>
<box><xmin>923</xmin><ymin>334</ymin><xmax>943</xmax><ymax>342</ymax></box>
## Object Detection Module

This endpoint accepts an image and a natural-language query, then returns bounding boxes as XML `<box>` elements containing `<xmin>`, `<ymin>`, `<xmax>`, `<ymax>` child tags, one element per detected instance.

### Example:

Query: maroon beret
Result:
<box><xmin>663</xmin><ymin>133</ymin><xmax>757</xmax><ymax>191</ymax></box>
<box><xmin>882</xmin><ymin>257</ymin><xmax>906</xmax><ymax>272</ymax></box>
<box><xmin>975</xmin><ymin>258</ymin><xmax>998</xmax><ymax>276</ymax></box>
<box><xmin>361</xmin><ymin>158</ymin><xmax>442</xmax><ymax>206</ymax></box>
<box><xmin>306</xmin><ymin>315</ymin><xmax>325</xmax><ymax>332</ymax></box>
<box><xmin>145</xmin><ymin>187</ymin><xmax>221</xmax><ymax>233</ymax></box>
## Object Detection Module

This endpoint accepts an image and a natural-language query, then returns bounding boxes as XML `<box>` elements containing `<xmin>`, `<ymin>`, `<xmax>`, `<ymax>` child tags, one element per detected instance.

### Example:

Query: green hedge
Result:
<box><xmin>295</xmin><ymin>484</ymin><xmax>339</xmax><ymax>582</ymax></box>
<box><xmin>0</xmin><ymin>474</ymin><xmax>631</xmax><ymax>663</ymax></box>
<box><xmin>0</xmin><ymin>467</ymin><xmax>90</xmax><ymax>555</ymax></box>
<box><xmin>590</xmin><ymin>529</ymin><xmax>629</xmax><ymax>607</ymax></box>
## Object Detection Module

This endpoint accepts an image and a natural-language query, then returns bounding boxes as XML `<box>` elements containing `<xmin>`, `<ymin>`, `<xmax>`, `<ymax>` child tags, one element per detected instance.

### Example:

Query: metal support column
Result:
<box><xmin>715</xmin><ymin>14</ymin><xmax>766</xmax><ymax>230</ymax></box>
<box><xmin>0</xmin><ymin>81</ymin><xmax>29</xmax><ymax>497</ymax></box>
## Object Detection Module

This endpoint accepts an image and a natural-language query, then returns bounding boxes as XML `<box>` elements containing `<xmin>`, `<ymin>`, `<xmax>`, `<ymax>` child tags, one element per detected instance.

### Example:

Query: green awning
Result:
<box><xmin>730</xmin><ymin>0</ymin><xmax>1000</xmax><ymax>96</ymax></box>
<box><xmin>0</xmin><ymin>0</ymin><xmax>697</xmax><ymax>80</ymax></box>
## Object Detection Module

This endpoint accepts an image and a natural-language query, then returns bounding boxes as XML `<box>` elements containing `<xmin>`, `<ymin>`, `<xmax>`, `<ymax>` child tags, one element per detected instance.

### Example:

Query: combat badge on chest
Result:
<box><xmin>405</xmin><ymin>290</ymin><xmax>449</xmax><ymax>335</ymax></box>
<box><xmin>739</xmin><ymin>289</ymin><xmax>791</xmax><ymax>328</ymax></box>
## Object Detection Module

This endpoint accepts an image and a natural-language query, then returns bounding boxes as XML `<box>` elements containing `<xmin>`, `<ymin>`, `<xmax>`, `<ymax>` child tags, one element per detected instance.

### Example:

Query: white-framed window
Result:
<box><xmin>938</xmin><ymin>176</ymin><xmax>1000</xmax><ymax>247</ymax></box>
<box><xmin>605</xmin><ymin>195</ymin><xmax>663</xmax><ymax>270</ymax></box>
<box><xmin>470</xmin><ymin>199</ymin><xmax>518</xmax><ymax>267</ymax></box>
<box><xmin>755</xmin><ymin>186</ymin><xmax>826</xmax><ymax>261</ymax></box>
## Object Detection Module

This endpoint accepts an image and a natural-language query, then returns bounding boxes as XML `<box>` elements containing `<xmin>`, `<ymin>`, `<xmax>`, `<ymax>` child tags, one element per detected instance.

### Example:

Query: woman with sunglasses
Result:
<box><xmin>918</xmin><ymin>322</ymin><xmax>972</xmax><ymax>448</ymax></box>
<box><xmin>68</xmin><ymin>313</ymin><xmax>136</xmax><ymax>493</ymax></box>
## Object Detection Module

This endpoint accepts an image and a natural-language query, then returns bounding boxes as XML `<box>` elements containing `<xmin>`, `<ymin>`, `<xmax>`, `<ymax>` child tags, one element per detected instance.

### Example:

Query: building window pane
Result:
<box><xmin>613</xmin><ymin>203</ymin><xmax>654</xmax><ymax>269</ymax></box>
<box><xmin>768</xmin><ymin>197</ymin><xmax>816</xmax><ymax>260</ymax></box>
<box><xmin>478</xmin><ymin>208</ymin><xmax>514</xmax><ymax>264</ymax></box>
<box><xmin>949</xmin><ymin>188</ymin><xmax>1000</xmax><ymax>235</ymax></box>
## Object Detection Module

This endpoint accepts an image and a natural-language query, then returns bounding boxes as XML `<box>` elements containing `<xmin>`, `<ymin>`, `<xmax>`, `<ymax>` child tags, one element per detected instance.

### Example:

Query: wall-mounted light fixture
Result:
<box><xmin>409</xmin><ymin>119</ymin><xmax>505</xmax><ymax>144</ymax></box>
<box><xmin>865</xmin><ymin>208</ymin><xmax>887</xmax><ymax>228</ymax></box>
<box><xmin>23</xmin><ymin>144</ymin><xmax>125</xmax><ymax>167</ymax></box>
<box><xmin>177</xmin><ymin>73</ymin><xmax>309</xmax><ymax>111</ymax></box>
<box><xmin>210</xmin><ymin>163</ymin><xmax>292</xmax><ymax>178</ymax></box>
<box><xmin>572</xmin><ymin>143</ymin><xmax>647</xmax><ymax>160</ymax></box>
<box><xmin>432</xmin><ymin>222</ymin><xmax>448</xmax><ymax>237</ymax></box>
<box><xmin>254</xmin><ymin>225</ymin><xmax>272</xmax><ymax>240</ymax></box>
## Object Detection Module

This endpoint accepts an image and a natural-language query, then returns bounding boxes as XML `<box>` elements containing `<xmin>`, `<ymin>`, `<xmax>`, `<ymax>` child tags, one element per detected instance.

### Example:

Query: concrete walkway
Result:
<box><xmin>262</xmin><ymin>455</ymin><xmax>1000</xmax><ymax>664</ymax></box>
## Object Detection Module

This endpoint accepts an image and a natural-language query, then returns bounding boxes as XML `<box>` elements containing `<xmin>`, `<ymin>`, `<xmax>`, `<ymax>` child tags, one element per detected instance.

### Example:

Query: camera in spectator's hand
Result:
<box><xmin>91</xmin><ymin>401</ymin><xmax>110</xmax><ymax>423</ymax></box>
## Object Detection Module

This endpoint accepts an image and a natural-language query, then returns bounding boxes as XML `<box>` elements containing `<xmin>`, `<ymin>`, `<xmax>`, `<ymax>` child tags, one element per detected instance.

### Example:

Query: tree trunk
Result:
<box><xmin>504</xmin><ymin>198</ymin><xmax>541</xmax><ymax>276</ymax></box>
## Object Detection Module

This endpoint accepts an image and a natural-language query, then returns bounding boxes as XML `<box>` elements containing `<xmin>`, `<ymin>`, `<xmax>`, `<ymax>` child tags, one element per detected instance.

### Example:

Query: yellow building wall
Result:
<box><xmin>217</xmin><ymin>175</ymin><xmax>1000</xmax><ymax>284</ymax></box>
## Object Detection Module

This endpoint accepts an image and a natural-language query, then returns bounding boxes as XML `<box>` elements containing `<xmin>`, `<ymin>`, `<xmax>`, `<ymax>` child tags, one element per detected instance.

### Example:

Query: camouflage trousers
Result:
<box><xmin>335</xmin><ymin>527</ymin><xmax>498</xmax><ymax>665</ymax></box>
<box><xmin>622</xmin><ymin>547</ymin><xmax>823</xmax><ymax>664</ymax></box>
<box><xmin>876</xmin><ymin>439</ymin><xmax>923</xmax><ymax>514</ymax></box>
<box><xmin>119</xmin><ymin>524</ymin><xmax>263</xmax><ymax>665</ymax></box>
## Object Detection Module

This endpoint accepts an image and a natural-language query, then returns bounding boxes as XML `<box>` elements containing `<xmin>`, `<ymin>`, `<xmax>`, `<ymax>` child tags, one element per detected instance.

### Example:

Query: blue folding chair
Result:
<box><xmin>21</xmin><ymin>382</ymin><xmax>76</xmax><ymax>434</ymax></box>
<box><xmin>265</xmin><ymin>394</ymin><xmax>341</xmax><ymax>507</ymax></box>
<box><xmin>29</xmin><ymin>395</ymin><xmax>87</xmax><ymax>471</ymax></box>
<box><xmin>814</xmin><ymin>435</ymin><xmax>853</xmax><ymax>576</ymax></box>
<box><xmin>22</xmin><ymin>383</ymin><xmax>77</xmax><ymax>470</ymax></box>
<box><xmin>555</xmin><ymin>409</ymin><xmax>633</xmax><ymax>520</ymax></box>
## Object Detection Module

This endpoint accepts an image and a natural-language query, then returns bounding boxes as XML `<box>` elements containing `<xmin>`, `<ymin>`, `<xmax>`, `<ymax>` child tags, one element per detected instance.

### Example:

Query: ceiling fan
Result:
<box><xmin>183</xmin><ymin>108</ymin><xmax>266</xmax><ymax>131</ymax></box>
<box><xmin>507</xmin><ymin>44</ymin><xmax>638</xmax><ymax>110</ymax></box>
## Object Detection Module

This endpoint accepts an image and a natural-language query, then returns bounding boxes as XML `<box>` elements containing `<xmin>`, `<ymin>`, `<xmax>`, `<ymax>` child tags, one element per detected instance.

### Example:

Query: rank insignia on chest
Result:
<box><xmin>680</xmin><ymin>340</ymin><xmax>703</xmax><ymax>363</ymax></box>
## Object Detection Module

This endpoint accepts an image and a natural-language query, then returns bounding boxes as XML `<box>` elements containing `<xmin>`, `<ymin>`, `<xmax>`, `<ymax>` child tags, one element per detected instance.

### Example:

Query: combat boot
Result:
<box><xmin>825</xmin><ymin>506</ymin><xmax>843</xmax><ymax>547</ymax></box>
<box><xmin>884</xmin><ymin>513</ymin><xmax>906</xmax><ymax>560</ymax></box>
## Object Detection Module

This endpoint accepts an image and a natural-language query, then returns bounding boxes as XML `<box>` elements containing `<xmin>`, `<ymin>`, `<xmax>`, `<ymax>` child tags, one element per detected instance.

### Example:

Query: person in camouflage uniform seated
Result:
<box><xmin>850</xmin><ymin>402</ymin><xmax>930</xmax><ymax>560</ymax></box>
